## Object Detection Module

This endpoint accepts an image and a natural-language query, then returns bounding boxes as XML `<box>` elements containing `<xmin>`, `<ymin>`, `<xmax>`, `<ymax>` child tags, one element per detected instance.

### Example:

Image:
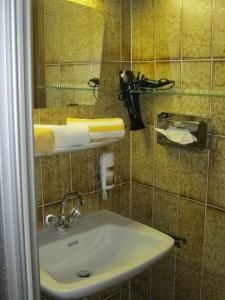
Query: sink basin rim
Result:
<box><xmin>39</xmin><ymin>210</ymin><xmax>174</xmax><ymax>299</ymax></box>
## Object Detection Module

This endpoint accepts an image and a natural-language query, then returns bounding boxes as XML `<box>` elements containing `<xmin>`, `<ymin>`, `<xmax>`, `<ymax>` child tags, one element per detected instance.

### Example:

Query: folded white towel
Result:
<box><xmin>34</xmin><ymin>124</ymin><xmax>90</xmax><ymax>148</ymax></box>
<box><xmin>155</xmin><ymin>126</ymin><xmax>197</xmax><ymax>145</ymax></box>
<box><xmin>66</xmin><ymin>118</ymin><xmax>125</xmax><ymax>141</ymax></box>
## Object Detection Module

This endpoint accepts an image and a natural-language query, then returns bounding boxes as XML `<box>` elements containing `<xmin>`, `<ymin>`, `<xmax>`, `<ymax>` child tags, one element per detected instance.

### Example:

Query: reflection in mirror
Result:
<box><xmin>33</xmin><ymin>0</ymin><xmax>104</xmax><ymax>108</ymax></box>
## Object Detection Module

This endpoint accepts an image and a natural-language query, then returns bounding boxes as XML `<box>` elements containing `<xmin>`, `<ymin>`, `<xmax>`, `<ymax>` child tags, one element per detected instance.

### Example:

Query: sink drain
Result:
<box><xmin>76</xmin><ymin>270</ymin><xmax>93</xmax><ymax>278</ymax></box>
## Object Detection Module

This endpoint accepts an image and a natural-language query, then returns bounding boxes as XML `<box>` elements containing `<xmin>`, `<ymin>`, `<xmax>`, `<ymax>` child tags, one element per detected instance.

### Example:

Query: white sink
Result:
<box><xmin>39</xmin><ymin>210</ymin><xmax>174</xmax><ymax>299</ymax></box>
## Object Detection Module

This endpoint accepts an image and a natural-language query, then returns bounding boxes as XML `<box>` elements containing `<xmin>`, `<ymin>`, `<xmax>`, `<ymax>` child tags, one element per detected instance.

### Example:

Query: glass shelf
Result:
<box><xmin>133</xmin><ymin>88</ymin><xmax>225</xmax><ymax>98</ymax></box>
<box><xmin>37</xmin><ymin>85</ymin><xmax>98</xmax><ymax>92</ymax></box>
<box><xmin>35</xmin><ymin>138</ymin><xmax>121</xmax><ymax>158</ymax></box>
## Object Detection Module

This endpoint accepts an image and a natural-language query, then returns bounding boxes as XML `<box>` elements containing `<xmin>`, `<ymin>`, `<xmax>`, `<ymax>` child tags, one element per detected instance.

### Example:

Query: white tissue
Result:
<box><xmin>155</xmin><ymin>126</ymin><xmax>197</xmax><ymax>145</ymax></box>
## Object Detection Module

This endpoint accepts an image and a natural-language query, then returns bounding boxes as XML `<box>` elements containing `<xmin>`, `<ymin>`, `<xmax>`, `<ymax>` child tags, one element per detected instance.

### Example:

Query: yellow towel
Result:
<box><xmin>34</xmin><ymin>128</ymin><xmax>55</xmax><ymax>153</ymax></box>
<box><xmin>67</xmin><ymin>118</ymin><xmax>125</xmax><ymax>141</ymax></box>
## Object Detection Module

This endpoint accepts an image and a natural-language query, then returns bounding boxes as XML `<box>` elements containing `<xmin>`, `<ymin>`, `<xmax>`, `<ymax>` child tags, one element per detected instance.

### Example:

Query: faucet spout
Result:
<box><xmin>45</xmin><ymin>191</ymin><xmax>86</xmax><ymax>233</ymax></box>
<box><xmin>60</xmin><ymin>191</ymin><xmax>86</xmax><ymax>216</ymax></box>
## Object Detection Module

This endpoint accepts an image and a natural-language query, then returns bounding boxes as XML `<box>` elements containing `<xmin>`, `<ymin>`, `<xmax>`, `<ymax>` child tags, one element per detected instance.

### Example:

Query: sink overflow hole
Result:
<box><xmin>76</xmin><ymin>270</ymin><xmax>93</xmax><ymax>278</ymax></box>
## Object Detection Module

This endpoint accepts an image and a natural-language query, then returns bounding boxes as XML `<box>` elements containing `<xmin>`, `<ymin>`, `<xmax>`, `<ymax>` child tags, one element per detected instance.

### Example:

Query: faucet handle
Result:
<box><xmin>80</xmin><ymin>197</ymin><xmax>87</xmax><ymax>206</ymax></box>
<box><xmin>45</xmin><ymin>214</ymin><xmax>57</xmax><ymax>227</ymax></box>
<box><xmin>70</xmin><ymin>208</ymin><xmax>82</xmax><ymax>220</ymax></box>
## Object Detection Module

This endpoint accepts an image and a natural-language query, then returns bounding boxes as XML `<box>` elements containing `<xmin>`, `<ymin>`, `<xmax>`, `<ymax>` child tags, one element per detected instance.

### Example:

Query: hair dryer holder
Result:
<box><xmin>157</xmin><ymin>112</ymin><xmax>210</xmax><ymax>150</ymax></box>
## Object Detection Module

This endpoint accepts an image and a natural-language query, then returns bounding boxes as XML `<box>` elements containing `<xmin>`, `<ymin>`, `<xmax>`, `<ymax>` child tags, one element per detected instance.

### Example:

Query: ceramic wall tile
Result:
<box><xmin>39</xmin><ymin>107</ymin><xmax>69</xmax><ymax>124</ymax></box>
<box><xmin>99</xmin><ymin>184</ymin><xmax>131</xmax><ymax>218</ymax></box>
<box><xmin>101</xmin><ymin>0</ymin><xmax>121</xmax><ymax>61</ymax></box>
<box><xmin>36</xmin><ymin>207</ymin><xmax>44</xmax><ymax>230</ymax></box>
<box><xmin>174</xmin><ymin>259</ymin><xmax>202</xmax><ymax>300</ymax></box>
<box><xmin>203</xmin><ymin>206</ymin><xmax>225</xmax><ymax>276</ymax></box>
<box><xmin>131</xmin><ymin>183</ymin><xmax>153</xmax><ymax>226</ymax></box>
<box><xmin>155</xmin><ymin>62</ymin><xmax>181</xmax><ymax>121</ymax></box>
<box><xmin>156</xmin><ymin>62</ymin><xmax>181</xmax><ymax>88</ymax></box>
<box><xmin>177</xmin><ymin>198</ymin><xmax>205</xmax><ymax>266</ymax></box>
<box><xmin>101</xmin><ymin>293</ymin><xmax>120</xmax><ymax>300</ymax></box>
<box><xmin>97</xmin><ymin>63</ymin><xmax>130</xmax><ymax>123</ymax></box>
<box><xmin>201</xmin><ymin>270</ymin><xmax>225</xmax><ymax>300</ymax></box>
<box><xmin>42</xmin><ymin>154</ymin><xmax>71</xmax><ymax>204</ymax></box>
<box><xmin>35</xmin><ymin>158</ymin><xmax>42</xmax><ymax>206</ymax></box>
<box><xmin>99</xmin><ymin>284</ymin><xmax>120</xmax><ymax>300</ymax></box>
<box><xmin>33</xmin><ymin>109</ymin><xmax>40</xmax><ymax>124</ymax></box>
<box><xmin>45</xmin><ymin>66</ymin><xmax>61</xmax><ymax>107</ymax></box>
<box><xmin>154</xmin><ymin>140</ymin><xmax>179</xmax><ymax>194</ymax></box>
<box><xmin>182</xmin><ymin>60</ymin><xmax>211</xmax><ymax>89</ymax></box>
<box><xmin>181</xmin><ymin>62</ymin><xmax>211</xmax><ymax>116</ymax></box>
<box><xmin>156</xmin><ymin>0</ymin><xmax>182</xmax><ymax>59</ymax></box>
<box><xmin>130</xmin><ymin>269</ymin><xmax>151</xmax><ymax>300</ymax></box>
<box><xmin>212</xmin><ymin>62</ymin><xmax>225</xmax><ymax>91</ymax></box>
<box><xmin>74</xmin><ymin>8</ymin><xmax>95</xmax><ymax>62</ymax></box>
<box><xmin>121</xmin><ymin>0</ymin><xmax>131</xmax><ymax>61</ymax></box>
<box><xmin>74</xmin><ymin>64</ymin><xmax>97</xmax><ymax>105</ymax></box>
<box><xmin>44</xmin><ymin>14</ymin><xmax>60</xmax><ymax>64</ymax></box>
<box><xmin>71</xmin><ymin>149</ymin><xmax>98</xmax><ymax>194</ymax></box>
<box><xmin>132</xmin><ymin>0</ymin><xmax>155</xmax><ymax>61</ymax></box>
<box><xmin>60</xmin><ymin>10</ymin><xmax>76</xmax><ymax>63</ymax></box>
<box><xmin>153</xmin><ymin>190</ymin><xmax>178</xmax><ymax>235</ymax></box>
<box><xmin>179</xmin><ymin>149</ymin><xmax>208</xmax><ymax>202</ymax></box>
<box><xmin>151</xmin><ymin>254</ymin><xmax>175</xmax><ymax>300</ymax></box>
<box><xmin>210</xmin><ymin>97</ymin><xmax>225</xmax><ymax>135</ymax></box>
<box><xmin>44</xmin><ymin>0</ymin><xmax>61</xmax><ymax>15</ymax></box>
<box><xmin>132</xmin><ymin>126</ymin><xmax>154</xmax><ymax>187</ymax></box>
<box><xmin>182</xmin><ymin>0</ymin><xmax>212</xmax><ymax>58</ymax></box>
<box><xmin>213</xmin><ymin>0</ymin><xmax>225</xmax><ymax>58</ymax></box>
<box><xmin>60</xmin><ymin>0</ymin><xmax>74</xmax><ymax>12</ymax></box>
<box><xmin>155</xmin><ymin>95</ymin><xmax>181</xmax><ymax>127</ymax></box>
<box><xmin>69</xmin><ymin>104</ymin><xmax>97</xmax><ymax>119</ymax></box>
<box><xmin>117</xmin><ymin>127</ymin><xmax>131</xmax><ymax>183</ymax></box>
<box><xmin>120</xmin><ymin>288</ymin><xmax>129</xmax><ymax>300</ymax></box>
<box><xmin>132</xmin><ymin>63</ymin><xmax>155</xmax><ymax>126</ymax></box>
<box><xmin>60</xmin><ymin>64</ymin><xmax>76</xmax><ymax>106</ymax></box>
<box><xmin>208</xmin><ymin>136</ymin><xmax>225</xmax><ymax>209</ymax></box>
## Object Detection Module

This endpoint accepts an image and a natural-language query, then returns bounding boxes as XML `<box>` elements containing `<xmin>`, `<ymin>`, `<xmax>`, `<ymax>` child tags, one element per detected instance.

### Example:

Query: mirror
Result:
<box><xmin>33</xmin><ymin>0</ymin><xmax>105</xmax><ymax>108</ymax></box>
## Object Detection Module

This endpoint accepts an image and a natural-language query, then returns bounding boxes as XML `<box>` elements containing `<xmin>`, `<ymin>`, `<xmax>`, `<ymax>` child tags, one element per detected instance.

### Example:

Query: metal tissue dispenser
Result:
<box><xmin>157</xmin><ymin>112</ymin><xmax>210</xmax><ymax>150</ymax></box>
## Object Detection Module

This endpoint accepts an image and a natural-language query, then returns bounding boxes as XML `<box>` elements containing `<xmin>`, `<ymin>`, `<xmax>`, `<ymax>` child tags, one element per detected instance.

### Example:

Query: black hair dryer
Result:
<box><xmin>119</xmin><ymin>71</ymin><xmax>145</xmax><ymax>131</ymax></box>
<box><xmin>119</xmin><ymin>70</ymin><xmax>175</xmax><ymax>131</ymax></box>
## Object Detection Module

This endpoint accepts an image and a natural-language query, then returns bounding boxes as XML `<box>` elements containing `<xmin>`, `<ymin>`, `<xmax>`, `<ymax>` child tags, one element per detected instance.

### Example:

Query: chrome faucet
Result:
<box><xmin>45</xmin><ymin>191</ymin><xmax>86</xmax><ymax>233</ymax></box>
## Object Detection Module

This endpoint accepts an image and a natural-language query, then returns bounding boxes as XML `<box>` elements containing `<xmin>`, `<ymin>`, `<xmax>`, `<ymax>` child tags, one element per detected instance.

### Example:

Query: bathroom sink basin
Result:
<box><xmin>39</xmin><ymin>210</ymin><xmax>174</xmax><ymax>299</ymax></box>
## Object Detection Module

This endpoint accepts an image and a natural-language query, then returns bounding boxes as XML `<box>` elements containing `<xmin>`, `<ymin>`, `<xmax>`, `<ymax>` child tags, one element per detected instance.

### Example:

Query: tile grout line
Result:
<box><xmin>131</xmin><ymin>180</ymin><xmax>225</xmax><ymax>211</ymax></box>
<box><xmin>99</xmin><ymin>57</ymin><xmax>225</xmax><ymax>63</ymax></box>
<box><xmin>39</xmin><ymin>182</ymin><xmax>131</xmax><ymax>210</ymax></box>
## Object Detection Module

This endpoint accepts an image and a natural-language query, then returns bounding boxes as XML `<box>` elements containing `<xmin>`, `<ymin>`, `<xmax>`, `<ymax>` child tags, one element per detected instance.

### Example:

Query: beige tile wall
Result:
<box><xmin>35</xmin><ymin>0</ymin><xmax>225</xmax><ymax>300</ymax></box>
<box><xmin>130</xmin><ymin>0</ymin><xmax>225</xmax><ymax>299</ymax></box>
